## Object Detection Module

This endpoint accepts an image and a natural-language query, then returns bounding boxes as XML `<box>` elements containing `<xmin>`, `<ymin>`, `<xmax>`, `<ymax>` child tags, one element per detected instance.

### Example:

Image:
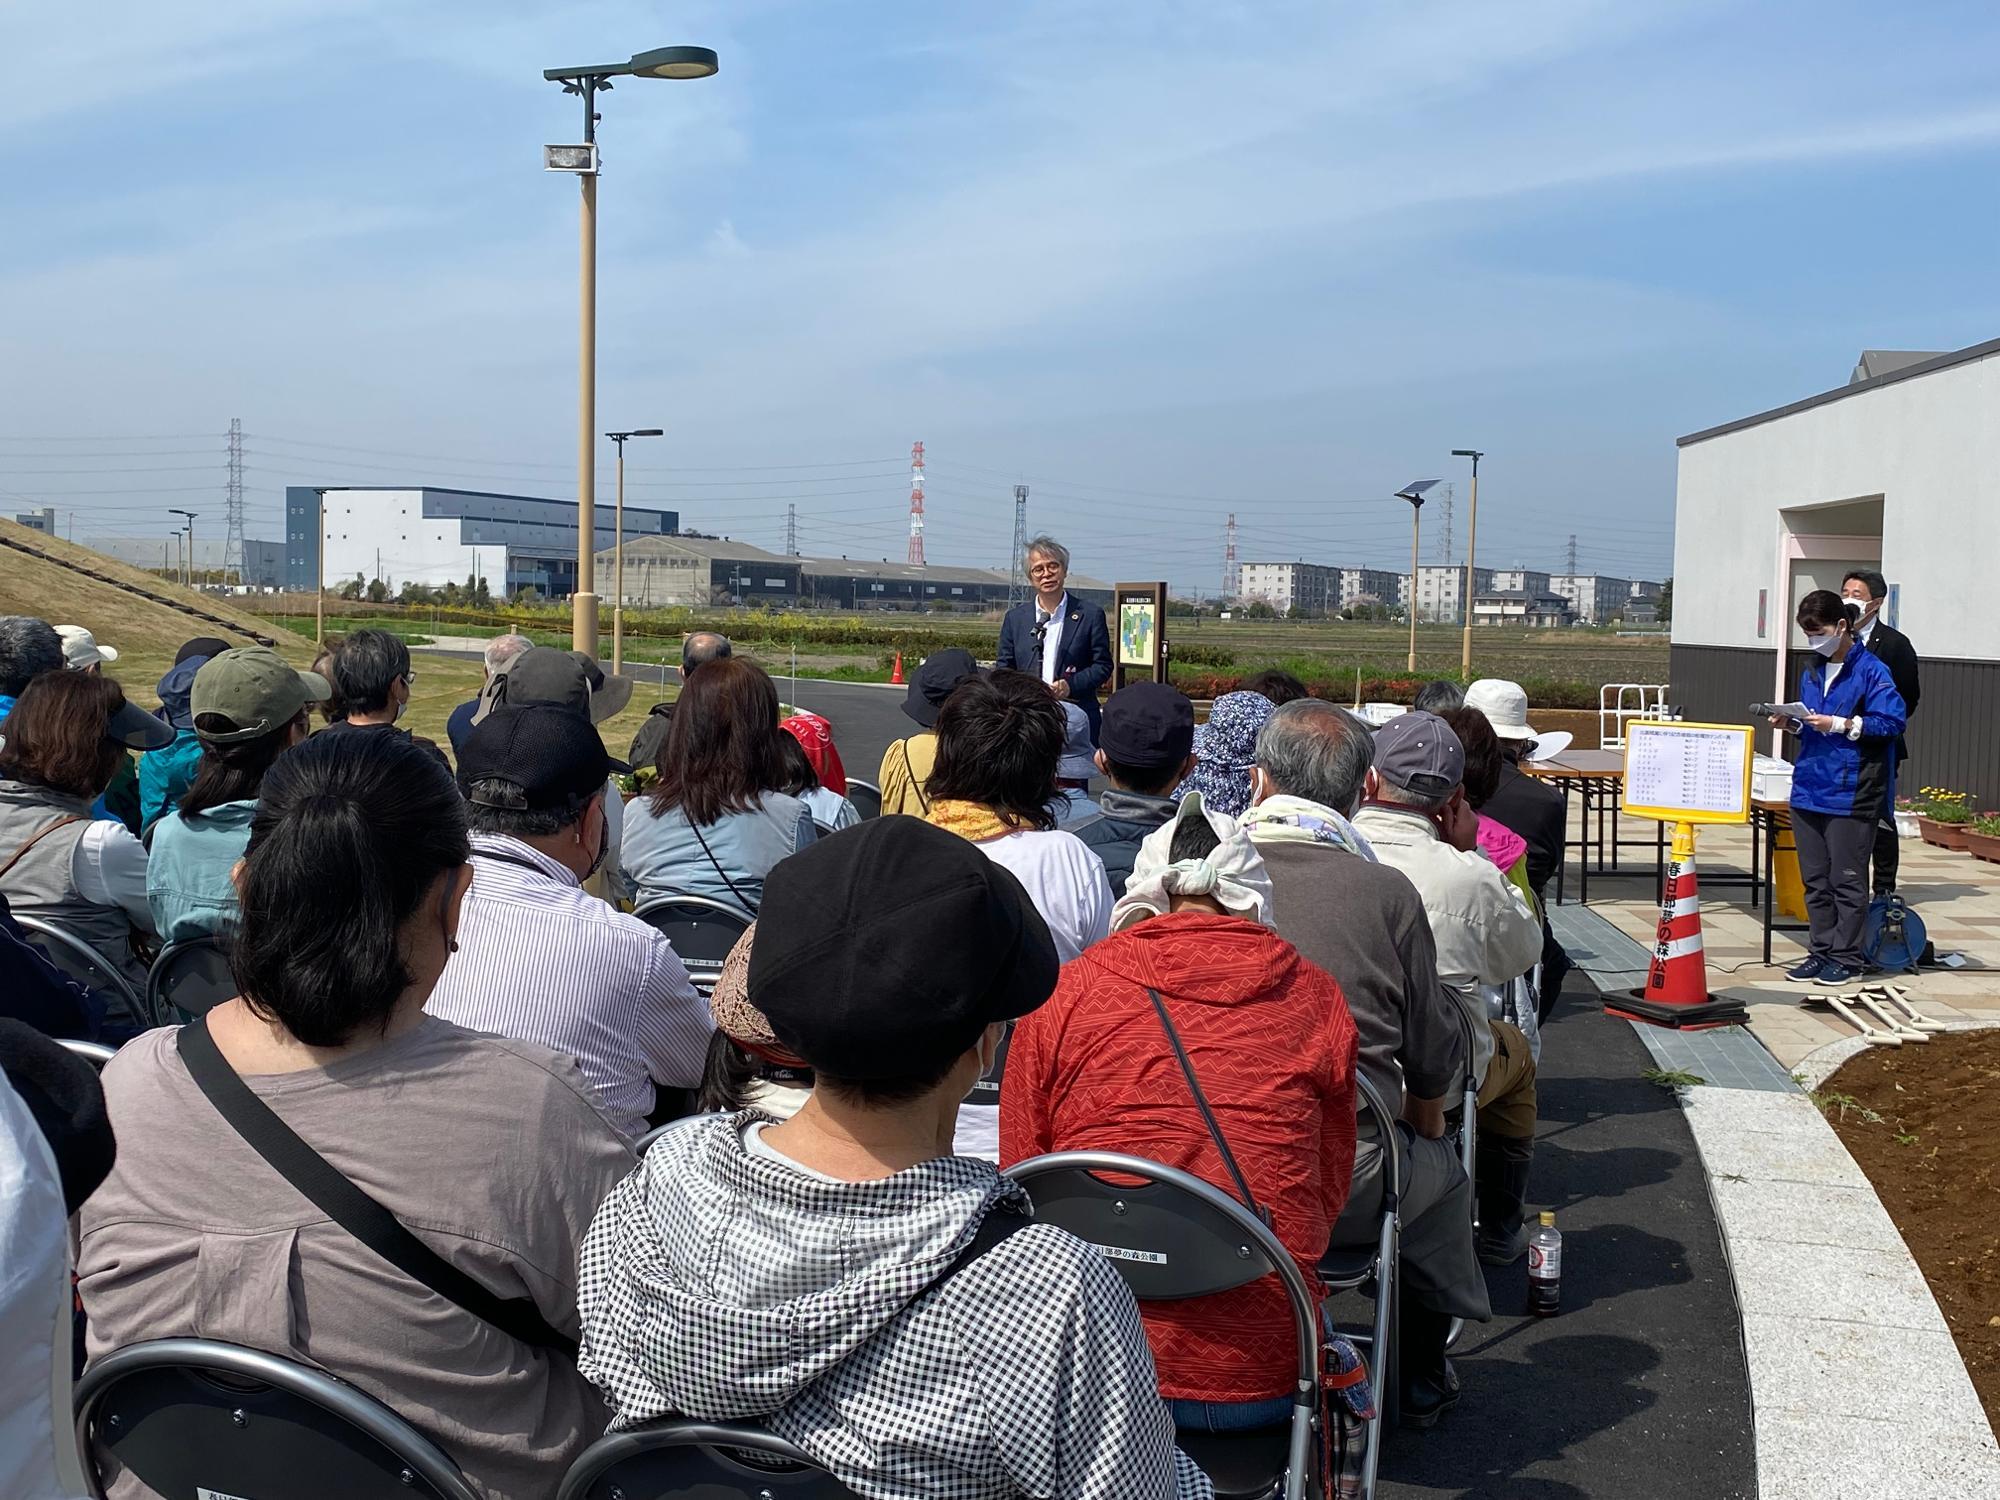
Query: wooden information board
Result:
<box><xmin>1621</xmin><ymin>721</ymin><xmax>1754</xmax><ymax>825</ymax></box>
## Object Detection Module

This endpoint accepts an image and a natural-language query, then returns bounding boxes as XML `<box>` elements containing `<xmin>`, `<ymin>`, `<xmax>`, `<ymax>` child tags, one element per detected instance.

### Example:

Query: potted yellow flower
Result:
<box><xmin>1914</xmin><ymin>787</ymin><xmax>1974</xmax><ymax>851</ymax></box>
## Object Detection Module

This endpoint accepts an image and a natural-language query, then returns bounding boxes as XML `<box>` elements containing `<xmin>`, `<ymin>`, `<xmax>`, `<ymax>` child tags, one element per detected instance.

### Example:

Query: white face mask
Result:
<box><xmin>1841</xmin><ymin>591</ymin><xmax>1877</xmax><ymax>622</ymax></box>
<box><xmin>1808</xmin><ymin>631</ymin><xmax>1843</xmax><ymax>659</ymax></box>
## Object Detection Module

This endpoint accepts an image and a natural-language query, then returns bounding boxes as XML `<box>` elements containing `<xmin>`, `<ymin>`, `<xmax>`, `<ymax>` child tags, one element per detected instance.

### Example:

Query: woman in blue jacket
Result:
<box><xmin>1773</xmin><ymin>590</ymin><xmax>1907</xmax><ymax>986</ymax></box>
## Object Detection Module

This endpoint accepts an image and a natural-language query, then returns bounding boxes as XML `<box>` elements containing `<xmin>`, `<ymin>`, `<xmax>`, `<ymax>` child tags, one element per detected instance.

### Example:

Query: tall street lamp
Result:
<box><xmin>605</xmin><ymin>427</ymin><xmax>663</xmax><ymax>674</ymax></box>
<box><xmin>168</xmin><ymin>508</ymin><xmax>198</xmax><ymax>589</ymax></box>
<box><xmin>1395</xmin><ymin>480</ymin><xmax>1443</xmax><ymax>673</ymax></box>
<box><xmin>1452</xmin><ymin>449</ymin><xmax>1485</xmax><ymax>673</ymax></box>
<box><xmin>544</xmin><ymin>44</ymin><xmax>718</xmax><ymax>659</ymax></box>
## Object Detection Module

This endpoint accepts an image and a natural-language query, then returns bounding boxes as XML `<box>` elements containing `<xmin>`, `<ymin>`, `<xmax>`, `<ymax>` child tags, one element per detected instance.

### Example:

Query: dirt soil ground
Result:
<box><xmin>1823</xmin><ymin>1029</ymin><xmax>2000</xmax><ymax>1426</ymax></box>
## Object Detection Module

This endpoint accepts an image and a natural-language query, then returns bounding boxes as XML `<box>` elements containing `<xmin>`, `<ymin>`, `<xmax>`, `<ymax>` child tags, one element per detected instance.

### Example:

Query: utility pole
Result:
<box><xmin>1453</xmin><ymin>449</ymin><xmax>1485</xmax><ymax>673</ymax></box>
<box><xmin>224</xmin><ymin>417</ymin><xmax>246</xmax><ymax>584</ymax></box>
<box><xmin>1008</xmin><ymin>484</ymin><xmax>1030</xmax><ymax>607</ymax></box>
<box><xmin>169</xmin><ymin>508</ymin><xmax>198</xmax><ymax>588</ymax></box>
<box><xmin>315</xmin><ymin>489</ymin><xmax>327</xmax><ymax>646</ymax></box>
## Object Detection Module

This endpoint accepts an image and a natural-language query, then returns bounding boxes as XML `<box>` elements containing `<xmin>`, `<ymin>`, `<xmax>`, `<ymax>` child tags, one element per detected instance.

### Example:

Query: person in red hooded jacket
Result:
<box><xmin>1001</xmin><ymin>793</ymin><xmax>1356</xmax><ymax>1434</ymax></box>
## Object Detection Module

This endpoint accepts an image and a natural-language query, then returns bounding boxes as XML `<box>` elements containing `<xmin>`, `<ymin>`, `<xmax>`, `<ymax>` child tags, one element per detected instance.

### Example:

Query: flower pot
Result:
<box><xmin>1918</xmin><ymin>815</ymin><xmax>1972</xmax><ymax>851</ymax></box>
<box><xmin>1965</xmin><ymin>830</ymin><xmax>2000</xmax><ymax>865</ymax></box>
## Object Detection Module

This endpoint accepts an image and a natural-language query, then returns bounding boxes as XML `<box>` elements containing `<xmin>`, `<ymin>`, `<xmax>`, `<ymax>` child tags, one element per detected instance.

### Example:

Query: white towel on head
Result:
<box><xmin>1111</xmin><ymin>791</ymin><xmax>1275</xmax><ymax>931</ymax></box>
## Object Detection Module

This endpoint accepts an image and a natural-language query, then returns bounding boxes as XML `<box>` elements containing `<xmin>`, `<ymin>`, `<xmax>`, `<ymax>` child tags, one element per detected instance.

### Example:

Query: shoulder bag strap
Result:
<box><xmin>175</xmin><ymin>1016</ymin><xmax>577</xmax><ymax>1355</ymax></box>
<box><xmin>0</xmin><ymin>815</ymin><xmax>85</xmax><ymax>883</ymax></box>
<box><xmin>901</xmin><ymin>740</ymin><xmax>930</xmax><ymax>813</ymax></box>
<box><xmin>686</xmin><ymin>816</ymin><xmax>758</xmax><ymax>913</ymax></box>
<box><xmin>929</xmin><ymin>1210</ymin><xmax>1031</xmax><ymax>1295</ymax></box>
<box><xmin>1144</xmin><ymin>987</ymin><xmax>1268</xmax><ymax>1224</ymax></box>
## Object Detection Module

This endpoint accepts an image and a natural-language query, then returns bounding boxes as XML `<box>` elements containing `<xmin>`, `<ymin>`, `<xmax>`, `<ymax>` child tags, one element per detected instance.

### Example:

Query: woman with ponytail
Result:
<box><xmin>78</xmin><ymin>732</ymin><xmax>634</xmax><ymax>1499</ymax></box>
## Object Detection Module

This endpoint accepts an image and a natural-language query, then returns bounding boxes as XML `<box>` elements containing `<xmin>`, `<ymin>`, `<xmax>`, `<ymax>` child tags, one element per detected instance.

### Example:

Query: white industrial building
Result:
<box><xmin>1238</xmin><ymin>561</ymin><xmax>1337</xmax><ymax>615</ymax></box>
<box><xmin>1674</xmin><ymin>337</ymin><xmax>2000</xmax><ymax>805</ymax></box>
<box><xmin>1549</xmin><ymin>574</ymin><xmax>1631</xmax><ymax>625</ymax></box>
<box><xmin>1338</xmin><ymin>567</ymin><xmax>1406</xmax><ymax>609</ymax></box>
<box><xmin>1411</xmin><ymin>564</ymin><xmax>1493</xmax><ymax>624</ymax></box>
<box><xmin>77</xmin><ymin>535</ymin><xmax>285</xmax><ymax>588</ymax></box>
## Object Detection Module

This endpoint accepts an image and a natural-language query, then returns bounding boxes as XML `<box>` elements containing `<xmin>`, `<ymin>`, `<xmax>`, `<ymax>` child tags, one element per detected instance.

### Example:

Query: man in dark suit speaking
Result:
<box><xmin>1843</xmin><ymin>568</ymin><xmax>1921</xmax><ymax>897</ymax></box>
<box><xmin>996</xmin><ymin>534</ymin><xmax>1114</xmax><ymax>743</ymax></box>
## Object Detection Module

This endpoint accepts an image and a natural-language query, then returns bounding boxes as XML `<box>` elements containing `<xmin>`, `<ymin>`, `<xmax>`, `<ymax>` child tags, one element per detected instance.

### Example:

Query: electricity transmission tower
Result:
<box><xmin>1008</xmin><ymin>484</ymin><xmax>1029</xmax><ymax>606</ymax></box>
<box><xmin>223</xmin><ymin>417</ymin><xmax>246</xmax><ymax>583</ymax></box>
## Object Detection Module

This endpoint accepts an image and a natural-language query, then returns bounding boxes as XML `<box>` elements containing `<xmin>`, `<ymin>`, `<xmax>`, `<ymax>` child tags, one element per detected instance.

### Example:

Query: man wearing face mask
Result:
<box><xmin>425</xmin><ymin>705</ymin><xmax>710</xmax><ymax>1139</ymax></box>
<box><xmin>1840</xmin><ymin>570</ymin><xmax>1921</xmax><ymax>897</ymax></box>
<box><xmin>1774</xmin><ymin>591</ymin><xmax>1907</xmax><ymax>988</ymax></box>
<box><xmin>320</xmin><ymin>626</ymin><xmax>451</xmax><ymax>770</ymax></box>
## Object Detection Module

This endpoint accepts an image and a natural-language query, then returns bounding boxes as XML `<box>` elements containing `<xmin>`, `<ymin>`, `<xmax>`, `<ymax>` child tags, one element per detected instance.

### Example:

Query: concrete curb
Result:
<box><xmin>1677</xmin><ymin>1083</ymin><xmax>2000</xmax><ymax>1498</ymax></box>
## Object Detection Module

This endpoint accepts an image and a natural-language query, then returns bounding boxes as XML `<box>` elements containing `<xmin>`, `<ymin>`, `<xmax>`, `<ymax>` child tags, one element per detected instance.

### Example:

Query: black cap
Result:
<box><xmin>475</xmin><ymin>646</ymin><xmax>635</xmax><ymax>726</ymax></box>
<box><xmin>750</xmin><ymin>818</ymin><xmax>1059</xmax><ymax>1080</ymax></box>
<box><xmin>458</xmin><ymin>704</ymin><xmax>622</xmax><ymax>811</ymax></box>
<box><xmin>902</xmin><ymin>648</ymin><xmax>982</xmax><ymax>728</ymax></box>
<box><xmin>175</xmin><ymin>636</ymin><xmax>232</xmax><ymax>666</ymax></box>
<box><xmin>1099</xmin><ymin>681</ymin><xmax>1195</xmax><ymax>769</ymax></box>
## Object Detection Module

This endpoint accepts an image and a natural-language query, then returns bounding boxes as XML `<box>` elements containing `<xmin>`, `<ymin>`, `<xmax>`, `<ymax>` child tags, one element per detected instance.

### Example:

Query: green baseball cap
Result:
<box><xmin>191</xmin><ymin>647</ymin><xmax>332</xmax><ymax>745</ymax></box>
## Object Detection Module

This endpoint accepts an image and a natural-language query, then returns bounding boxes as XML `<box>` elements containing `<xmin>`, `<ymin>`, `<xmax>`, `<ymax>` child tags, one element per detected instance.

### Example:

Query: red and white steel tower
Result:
<box><xmin>907</xmin><ymin>440</ymin><xmax>927</xmax><ymax>566</ymax></box>
<box><xmin>1223</xmin><ymin>512</ymin><xmax>1240</xmax><ymax>599</ymax></box>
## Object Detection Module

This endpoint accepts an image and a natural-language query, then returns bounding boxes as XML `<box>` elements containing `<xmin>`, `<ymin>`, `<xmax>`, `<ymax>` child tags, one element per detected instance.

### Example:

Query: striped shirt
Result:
<box><xmin>426</xmin><ymin>833</ymin><xmax>712</xmax><ymax>1138</ymax></box>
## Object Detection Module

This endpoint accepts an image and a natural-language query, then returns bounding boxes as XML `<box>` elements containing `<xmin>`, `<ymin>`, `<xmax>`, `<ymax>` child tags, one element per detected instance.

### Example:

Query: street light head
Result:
<box><xmin>632</xmin><ymin>428</ymin><xmax>664</xmax><ymax>438</ymax></box>
<box><xmin>1451</xmin><ymin>449</ymin><xmax>1484</xmax><ymax>459</ymax></box>
<box><xmin>1395</xmin><ymin>479</ymin><xmax>1443</xmax><ymax>507</ymax></box>
<box><xmin>627</xmin><ymin>45</ymin><xmax>719</xmax><ymax>80</ymax></box>
<box><xmin>544</xmin><ymin>143</ymin><xmax>600</xmax><ymax>173</ymax></box>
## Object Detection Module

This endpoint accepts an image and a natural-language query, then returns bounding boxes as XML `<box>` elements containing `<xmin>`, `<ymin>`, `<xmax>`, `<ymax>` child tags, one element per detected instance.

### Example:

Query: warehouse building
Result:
<box><xmin>81</xmin><ymin>536</ymin><xmax>286</xmax><ymax>588</ymax></box>
<box><xmin>1672</xmin><ymin>337</ymin><xmax>2000</xmax><ymax>804</ymax></box>
<box><xmin>284</xmin><ymin>486</ymin><xmax>677</xmax><ymax>597</ymax></box>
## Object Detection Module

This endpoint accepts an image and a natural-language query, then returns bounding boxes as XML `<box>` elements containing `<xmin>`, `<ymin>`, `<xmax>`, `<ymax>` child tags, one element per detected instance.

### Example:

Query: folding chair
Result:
<box><xmin>11</xmin><ymin>913</ymin><xmax>147</xmax><ymax>1032</ymax></box>
<box><xmin>844</xmin><ymin>779</ymin><xmax>882</xmax><ymax>820</ymax></box>
<box><xmin>632</xmin><ymin>894</ymin><xmax>753</xmax><ymax>996</ymax></box>
<box><xmin>75</xmin><ymin>1338</ymin><xmax>479</xmax><ymax>1500</ymax></box>
<box><xmin>556</xmin><ymin>1417</ymin><xmax>862</xmax><ymax>1499</ymax></box>
<box><xmin>1005</xmin><ymin>1150</ymin><xmax>1323</xmax><ymax>1500</ymax></box>
<box><xmin>59</xmin><ymin>1038</ymin><xmax>118</xmax><ymax>1069</ymax></box>
<box><xmin>146</xmin><ymin>935</ymin><xmax>237</xmax><ymax>1026</ymax></box>
<box><xmin>1316</xmin><ymin>1072</ymin><xmax>1402</xmax><ymax>1500</ymax></box>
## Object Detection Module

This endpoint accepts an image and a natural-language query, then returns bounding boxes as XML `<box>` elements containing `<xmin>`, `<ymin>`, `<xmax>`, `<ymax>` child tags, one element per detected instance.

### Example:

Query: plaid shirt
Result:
<box><xmin>578</xmin><ymin>1113</ymin><xmax>1212</xmax><ymax>1500</ymax></box>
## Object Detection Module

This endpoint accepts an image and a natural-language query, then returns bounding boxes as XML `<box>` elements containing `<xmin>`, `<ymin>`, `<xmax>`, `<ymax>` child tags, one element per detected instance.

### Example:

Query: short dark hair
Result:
<box><xmin>647</xmin><ymin>657</ymin><xmax>788</xmax><ymax>826</ymax></box>
<box><xmin>464</xmin><ymin>784</ymin><xmax>599</xmax><ymax>839</ymax></box>
<box><xmin>927</xmin><ymin>670</ymin><xmax>1064</xmax><ymax>831</ymax></box>
<box><xmin>0</xmin><ymin>616</ymin><xmax>63</xmax><ymax>697</ymax></box>
<box><xmin>1797</xmin><ymin>589</ymin><xmax>1860</xmax><ymax>634</ymax></box>
<box><xmin>330</xmin><ymin>628</ymin><xmax>411</xmax><ymax>716</ymax></box>
<box><xmin>233</xmin><ymin>732</ymin><xmax>469</xmax><ymax>1048</ymax></box>
<box><xmin>773</xmin><ymin>731</ymin><xmax>820</xmax><ymax>798</ymax></box>
<box><xmin>179</xmin><ymin>709</ymin><xmax>308</xmax><ymax>819</ymax></box>
<box><xmin>1102</xmin><ymin>753</ymin><xmax>1183</xmax><ymax>797</ymax></box>
<box><xmin>1842</xmin><ymin>568</ymin><xmax>1888</xmax><ymax>602</ymax></box>
<box><xmin>1170</xmin><ymin>811</ymin><xmax>1223</xmax><ymax>863</ymax></box>
<box><xmin>1439</xmin><ymin>706</ymin><xmax>1502</xmax><ymax>809</ymax></box>
<box><xmin>0</xmin><ymin>672</ymin><xmax>128</xmax><ymax>798</ymax></box>
<box><xmin>1238</xmin><ymin>669</ymin><xmax>1310</xmax><ymax>705</ymax></box>
<box><xmin>1413</xmin><ymin>679</ymin><xmax>1466</xmax><ymax>714</ymax></box>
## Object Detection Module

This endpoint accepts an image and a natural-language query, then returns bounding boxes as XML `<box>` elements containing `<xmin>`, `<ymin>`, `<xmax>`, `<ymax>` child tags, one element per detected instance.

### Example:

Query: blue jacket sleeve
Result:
<box><xmin>1068</xmin><ymin>606</ymin><xmax>1113</xmax><ymax>699</ymax></box>
<box><xmin>1855</xmin><ymin>654</ymin><xmax>1906</xmax><ymax>743</ymax></box>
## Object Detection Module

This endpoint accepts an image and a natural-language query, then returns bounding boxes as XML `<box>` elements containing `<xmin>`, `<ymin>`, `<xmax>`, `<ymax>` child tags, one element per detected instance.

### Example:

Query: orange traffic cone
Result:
<box><xmin>890</xmin><ymin>650</ymin><xmax>904</xmax><ymax>685</ymax></box>
<box><xmin>1610</xmin><ymin>821</ymin><xmax>1746</xmax><ymax>1029</ymax></box>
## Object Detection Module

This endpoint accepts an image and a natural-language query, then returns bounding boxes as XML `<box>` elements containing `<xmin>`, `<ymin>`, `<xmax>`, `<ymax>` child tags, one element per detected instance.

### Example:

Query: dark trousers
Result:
<box><xmin>1793</xmin><ymin>810</ymin><xmax>1874</xmax><ymax>968</ymax></box>
<box><xmin>1870</xmin><ymin>814</ymin><xmax>1900</xmax><ymax>895</ymax></box>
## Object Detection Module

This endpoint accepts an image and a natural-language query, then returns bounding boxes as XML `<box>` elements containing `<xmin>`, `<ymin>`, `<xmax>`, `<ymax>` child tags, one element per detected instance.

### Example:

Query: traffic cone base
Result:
<box><xmin>1605</xmin><ymin>820</ymin><xmax>1746</xmax><ymax>1030</ymax></box>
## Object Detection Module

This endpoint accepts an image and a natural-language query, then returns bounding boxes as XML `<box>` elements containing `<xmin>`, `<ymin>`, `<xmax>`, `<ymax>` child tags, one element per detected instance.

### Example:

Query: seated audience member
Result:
<box><xmin>1050</xmin><ymin>702</ymin><xmax>1098</xmax><ymax>826</ymax></box>
<box><xmin>3</xmin><ymin>892</ymin><xmax>113</xmax><ymax>1039</ymax></box>
<box><xmin>1412</xmin><ymin>679</ymin><xmax>1466</xmax><ymax>715</ymax></box>
<box><xmin>621</xmin><ymin>657</ymin><xmax>815</xmax><ymax>916</ymax></box>
<box><xmin>578</xmin><ymin>817</ymin><xmax>1211</xmax><ymax>1499</ymax></box>
<box><xmin>448</xmin><ymin>632</ymin><xmax>533</xmax><ymax>756</ymax></box>
<box><xmin>0</xmin><ymin>616</ymin><xmax>64</xmax><ymax>726</ymax></box>
<box><xmin>1351</xmin><ymin>711</ymin><xmax>1543</xmax><ymax>1268</ymax></box>
<box><xmin>778</xmin><ymin>710</ymin><xmax>860</xmax><ymax>830</ymax></box>
<box><xmin>79</xmin><ymin>732</ymin><xmax>634</xmax><ymax>1500</ymax></box>
<box><xmin>922</xmin><ymin>669</ymin><xmax>1112</xmax><ymax>961</ymax></box>
<box><xmin>626</xmin><ymin>632</ymin><xmax>732</xmax><ymax>771</ymax></box>
<box><xmin>1242</xmin><ymin>698</ymin><xmax>1487</xmax><ymax>1423</ymax></box>
<box><xmin>138</xmin><ymin>638</ymin><xmax>230</xmax><ymax>833</ymax></box>
<box><xmin>54</xmin><ymin>626</ymin><xmax>146</xmax><ymax>832</ymax></box>
<box><xmin>1069</xmin><ymin>682</ymin><xmax>1197</xmax><ymax>897</ymax></box>
<box><xmin>1003</xmin><ymin>797</ymin><xmax>1356</xmax><ymax>1434</ymax></box>
<box><xmin>0</xmin><ymin>673</ymin><xmax>169</xmax><ymax>1002</ymax></box>
<box><xmin>697</xmin><ymin>921</ymin><xmax>1001</xmax><ymax>1159</ymax></box>
<box><xmin>1177</xmin><ymin>689</ymin><xmax>1276</xmax><ymax>818</ymax></box>
<box><xmin>309</xmin><ymin>642</ymin><xmax>345</xmax><ymax>723</ymax></box>
<box><xmin>56</xmin><ymin>626</ymin><xmax>118</xmax><ymax>676</ymax></box>
<box><xmin>878</xmin><ymin>647</ymin><xmax>981</xmax><ymax>815</ymax></box>
<box><xmin>321</xmin><ymin>628</ymin><xmax>450</xmax><ymax>768</ymax></box>
<box><xmin>147</xmin><ymin>648</ymin><xmax>326</xmax><ymax>942</ymax></box>
<box><xmin>1464</xmin><ymin>678</ymin><xmax>1572</xmax><ymax>1012</ymax></box>
<box><xmin>1237</xmin><ymin>668</ymin><xmax>1310</xmax><ymax>705</ymax></box>
<box><xmin>428</xmin><ymin>705</ymin><xmax>710</xmax><ymax>1139</ymax></box>
<box><xmin>1439</xmin><ymin>706</ymin><xmax>1536</xmax><ymax>908</ymax></box>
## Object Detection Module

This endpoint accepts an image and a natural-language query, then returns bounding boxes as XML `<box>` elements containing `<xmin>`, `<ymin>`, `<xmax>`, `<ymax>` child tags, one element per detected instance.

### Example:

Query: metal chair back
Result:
<box><xmin>556</xmin><ymin>1417</ymin><xmax>862</xmax><ymax>1500</ymax></box>
<box><xmin>11</xmin><ymin>913</ymin><xmax>147</xmax><ymax>1029</ymax></box>
<box><xmin>844</xmin><ymin>779</ymin><xmax>882</xmax><ymax>820</ymax></box>
<box><xmin>1005</xmin><ymin>1150</ymin><xmax>1319</xmax><ymax>1500</ymax></box>
<box><xmin>632</xmin><ymin>894</ymin><xmax>753</xmax><ymax>995</ymax></box>
<box><xmin>146</xmin><ymin>935</ymin><xmax>237</xmax><ymax>1026</ymax></box>
<box><xmin>60</xmin><ymin>1038</ymin><xmax>118</xmax><ymax>1069</ymax></box>
<box><xmin>74</xmin><ymin>1338</ymin><xmax>480</xmax><ymax>1500</ymax></box>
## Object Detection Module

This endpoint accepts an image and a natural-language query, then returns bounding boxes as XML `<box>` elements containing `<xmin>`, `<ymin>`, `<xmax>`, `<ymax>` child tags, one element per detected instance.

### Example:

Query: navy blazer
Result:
<box><xmin>996</xmin><ymin>595</ymin><xmax>1114</xmax><ymax>739</ymax></box>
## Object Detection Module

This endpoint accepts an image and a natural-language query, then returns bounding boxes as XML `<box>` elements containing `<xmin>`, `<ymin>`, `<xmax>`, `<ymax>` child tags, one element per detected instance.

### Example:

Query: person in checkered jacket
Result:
<box><xmin>577</xmin><ymin>817</ymin><xmax>1212</xmax><ymax>1500</ymax></box>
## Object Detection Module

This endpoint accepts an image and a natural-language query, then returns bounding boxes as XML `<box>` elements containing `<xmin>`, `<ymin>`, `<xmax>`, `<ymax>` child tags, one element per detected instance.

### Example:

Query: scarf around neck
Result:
<box><xmin>1239</xmin><ymin>793</ymin><xmax>1377</xmax><ymax>861</ymax></box>
<box><xmin>924</xmin><ymin>798</ymin><xmax>1027</xmax><ymax>844</ymax></box>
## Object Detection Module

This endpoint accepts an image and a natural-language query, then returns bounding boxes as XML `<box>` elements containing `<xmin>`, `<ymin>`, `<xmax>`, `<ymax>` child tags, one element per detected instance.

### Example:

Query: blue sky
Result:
<box><xmin>4</xmin><ymin>0</ymin><xmax>1999</xmax><ymax>590</ymax></box>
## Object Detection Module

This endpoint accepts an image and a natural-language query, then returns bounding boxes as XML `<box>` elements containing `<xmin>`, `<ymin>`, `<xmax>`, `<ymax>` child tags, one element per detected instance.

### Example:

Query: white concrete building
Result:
<box><xmin>1550</xmin><ymin>573</ymin><xmax>1633</xmax><ymax>625</ymax></box>
<box><xmin>81</xmin><ymin>536</ymin><xmax>285</xmax><ymax>588</ymax></box>
<box><xmin>1338</xmin><ymin>566</ymin><xmax>1406</xmax><ymax>610</ymax></box>
<box><xmin>1238</xmin><ymin>561</ymin><xmax>1337</xmax><ymax>615</ymax></box>
<box><xmin>1673</xmin><ymin>336</ymin><xmax>2000</xmax><ymax>805</ymax></box>
<box><xmin>1488</xmin><ymin>568</ymin><xmax>1553</xmax><ymax>595</ymax></box>
<box><xmin>1412</xmin><ymin>564</ymin><xmax>1493</xmax><ymax>624</ymax></box>
<box><xmin>1472</xmin><ymin>590</ymin><xmax>1572</xmax><ymax>627</ymax></box>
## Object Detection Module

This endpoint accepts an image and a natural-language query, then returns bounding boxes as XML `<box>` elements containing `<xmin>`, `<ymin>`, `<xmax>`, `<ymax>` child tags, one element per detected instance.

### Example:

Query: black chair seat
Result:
<box><xmin>1176</xmin><ymin>1424</ymin><xmax>1291</xmax><ymax>1500</ymax></box>
<box><xmin>1318</xmin><ymin>1241</ymin><xmax>1380</xmax><ymax>1287</ymax></box>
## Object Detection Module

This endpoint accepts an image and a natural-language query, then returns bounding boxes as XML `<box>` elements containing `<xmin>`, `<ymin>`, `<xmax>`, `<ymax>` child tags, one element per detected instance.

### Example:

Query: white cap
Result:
<box><xmin>55</xmin><ymin>626</ymin><xmax>118</xmax><ymax>671</ymax></box>
<box><xmin>1464</xmin><ymin>678</ymin><xmax>1532</xmax><ymax>740</ymax></box>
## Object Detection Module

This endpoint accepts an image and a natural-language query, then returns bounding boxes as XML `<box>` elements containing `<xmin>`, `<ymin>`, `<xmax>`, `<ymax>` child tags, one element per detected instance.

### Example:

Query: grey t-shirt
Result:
<box><xmin>78</xmin><ymin>1016</ymin><xmax>636</xmax><ymax>1500</ymax></box>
